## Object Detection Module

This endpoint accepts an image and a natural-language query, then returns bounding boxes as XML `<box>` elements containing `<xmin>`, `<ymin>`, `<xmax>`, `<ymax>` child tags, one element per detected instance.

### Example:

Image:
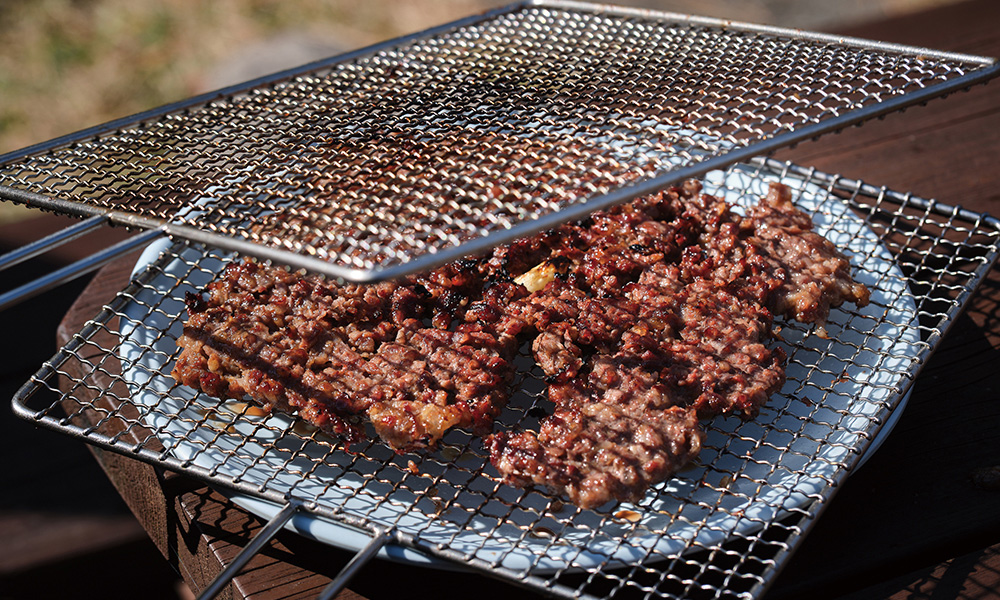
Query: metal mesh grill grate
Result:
<box><xmin>15</xmin><ymin>159</ymin><xmax>1000</xmax><ymax>599</ymax></box>
<box><xmin>0</xmin><ymin>1</ymin><xmax>996</xmax><ymax>281</ymax></box>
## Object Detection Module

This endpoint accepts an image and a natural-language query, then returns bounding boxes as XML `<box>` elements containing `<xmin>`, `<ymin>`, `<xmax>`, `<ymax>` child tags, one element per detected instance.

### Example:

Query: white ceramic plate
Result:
<box><xmin>119</xmin><ymin>164</ymin><xmax>917</xmax><ymax>571</ymax></box>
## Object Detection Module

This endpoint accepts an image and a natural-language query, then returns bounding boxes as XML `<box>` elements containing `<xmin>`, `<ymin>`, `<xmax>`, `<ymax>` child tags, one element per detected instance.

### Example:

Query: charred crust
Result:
<box><xmin>457</xmin><ymin>257</ymin><xmax>480</xmax><ymax>272</ymax></box>
<box><xmin>184</xmin><ymin>291</ymin><xmax>207</xmax><ymax>313</ymax></box>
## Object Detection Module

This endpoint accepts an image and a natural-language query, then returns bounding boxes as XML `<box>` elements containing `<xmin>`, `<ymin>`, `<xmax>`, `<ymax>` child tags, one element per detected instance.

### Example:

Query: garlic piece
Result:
<box><xmin>515</xmin><ymin>260</ymin><xmax>559</xmax><ymax>293</ymax></box>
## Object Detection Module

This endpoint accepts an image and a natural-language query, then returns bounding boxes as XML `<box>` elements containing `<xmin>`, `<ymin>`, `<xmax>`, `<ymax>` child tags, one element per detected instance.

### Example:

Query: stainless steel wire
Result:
<box><xmin>0</xmin><ymin>1</ymin><xmax>996</xmax><ymax>281</ymax></box>
<box><xmin>12</xmin><ymin>159</ymin><xmax>1000</xmax><ymax>599</ymax></box>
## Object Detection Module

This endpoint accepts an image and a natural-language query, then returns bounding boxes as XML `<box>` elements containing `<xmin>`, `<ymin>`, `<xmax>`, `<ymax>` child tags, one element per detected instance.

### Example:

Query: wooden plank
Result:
<box><xmin>766</xmin><ymin>0</ymin><xmax>1000</xmax><ymax>597</ymax></box>
<box><xmin>0</xmin><ymin>230</ymin><xmax>148</xmax><ymax>577</ymax></box>
<box><xmin>168</xmin><ymin>487</ymin><xmax>350</xmax><ymax>600</ymax></box>
<box><xmin>774</xmin><ymin>0</ymin><xmax>1000</xmax><ymax>207</ymax></box>
<box><xmin>840</xmin><ymin>542</ymin><xmax>1000</xmax><ymax>600</ymax></box>
<box><xmin>53</xmin><ymin>254</ymin><xmax>371</xmax><ymax>600</ymax></box>
<box><xmin>0</xmin><ymin>510</ymin><xmax>145</xmax><ymax>574</ymax></box>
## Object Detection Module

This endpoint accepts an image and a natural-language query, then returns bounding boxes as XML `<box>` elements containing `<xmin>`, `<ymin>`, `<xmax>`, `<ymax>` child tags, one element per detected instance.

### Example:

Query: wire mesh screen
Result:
<box><xmin>0</xmin><ymin>1</ymin><xmax>996</xmax><ymax>281</ymax></box>
<box><xmin>14</xmin><ymin>160</ymin><xmax>1000</xmax><ymax>599</ymax></box>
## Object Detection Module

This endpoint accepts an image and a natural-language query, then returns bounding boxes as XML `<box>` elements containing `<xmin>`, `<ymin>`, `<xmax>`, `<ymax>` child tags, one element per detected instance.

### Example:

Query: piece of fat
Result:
<box><xmin>514</xmin><ymin>260</ymin><xmax>559</xmax><ymax>293</ymax></box>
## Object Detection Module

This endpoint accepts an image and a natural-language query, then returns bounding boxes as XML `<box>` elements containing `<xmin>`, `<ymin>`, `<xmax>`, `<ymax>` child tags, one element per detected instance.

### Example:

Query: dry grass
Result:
<box><xmin>0</xmin><ymin>0</ymin><xmax>958</xmax><ymax>156</ymax></box>
<box><xmin>0</xmin><ymin>0</ymin><xmax>501</xmax><ymax>155</ymax></box>
<box><xmin>0</xmin><ymin>0</ymin><xmax>500</xmax><ymax>223</ymax></box>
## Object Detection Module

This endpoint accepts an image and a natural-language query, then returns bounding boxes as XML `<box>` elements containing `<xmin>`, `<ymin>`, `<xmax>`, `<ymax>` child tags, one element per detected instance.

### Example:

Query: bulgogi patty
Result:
<box><xmin>172</xmin><ymin>180</ymin><xmax>869</xmax><ymax>508</ymax></box>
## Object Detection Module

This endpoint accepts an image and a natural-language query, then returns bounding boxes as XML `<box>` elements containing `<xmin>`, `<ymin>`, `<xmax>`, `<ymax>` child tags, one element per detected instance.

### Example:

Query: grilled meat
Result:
<box><xmin>172</xmin><ymin>180</ymin><xmax>868</xmax><ymax>508</ymax></box>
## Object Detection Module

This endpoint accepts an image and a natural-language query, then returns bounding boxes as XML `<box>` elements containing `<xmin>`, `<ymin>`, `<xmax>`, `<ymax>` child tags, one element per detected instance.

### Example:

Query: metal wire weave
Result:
<box><xmin>0</xmin><ymin>1</ymin><xmax>996</xmax><ymax>281</ymax></box>
<box><xmin>14</xmin><ymin>159</ymin><xmax>1000</xmax><ymax>599</ymax></box>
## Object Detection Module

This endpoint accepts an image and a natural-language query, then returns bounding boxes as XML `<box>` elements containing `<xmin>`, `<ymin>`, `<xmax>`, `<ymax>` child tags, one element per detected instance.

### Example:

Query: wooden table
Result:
<box><xmin>51</xmin><ymin>0</ymin><xmax>1000</xmax><ymax>598</ymax></box>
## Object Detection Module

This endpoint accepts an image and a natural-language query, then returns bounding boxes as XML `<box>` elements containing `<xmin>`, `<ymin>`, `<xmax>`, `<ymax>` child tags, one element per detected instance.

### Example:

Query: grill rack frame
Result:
<box><xmin>11</xmin><ymin>157</ymin><xmax>1000</xmax><ymax>599</ymax></box>
<box><xmin>0</xmin><ymin>0</ymin><xmax>997</xmax><ymax>283</ymax></box>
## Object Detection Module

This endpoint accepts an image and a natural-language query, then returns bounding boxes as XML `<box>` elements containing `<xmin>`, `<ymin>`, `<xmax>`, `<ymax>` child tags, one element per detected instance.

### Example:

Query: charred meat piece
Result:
<box><xmin>362</xmin><ymin>320</ymin><xmax>518</xmax><ymax>450</ymax></box>
<box><xmin>490</xmin><ymin>390</ymin><xmax>702</xmax><ymax>509</ymax></box>
<box><xmin>172</xmin><ymin>259</ymin><xmax>518</xmax><ymax>452</ymax></box>
<box><xmin>489</xmin><ymin>245</ymin><xmax>785</xmax><ymax>508</ymax></box>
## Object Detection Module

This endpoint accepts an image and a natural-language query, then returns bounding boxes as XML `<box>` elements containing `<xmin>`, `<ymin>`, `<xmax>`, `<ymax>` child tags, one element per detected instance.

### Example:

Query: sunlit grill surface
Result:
<box><xmin>13</xmin><ymin>159</ymin><xmax>1000</xmax><ymax>599</ymax></box>
<box><xmin>0</xmin><ymin>2</ymin><xmax>995</xmax><ymax>281</ymax></box>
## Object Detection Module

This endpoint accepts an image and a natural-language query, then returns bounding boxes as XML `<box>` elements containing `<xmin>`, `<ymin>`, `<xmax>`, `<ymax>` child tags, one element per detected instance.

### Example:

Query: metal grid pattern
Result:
<box><xmin>14</xmin><ymin>160</ymin><xmax>1000</xmax><ymax>599</ymax></box>
<box><xmin>0</xmin><ymin>1</ymin><xmax>996</xmax><ymax>281</ymax></box>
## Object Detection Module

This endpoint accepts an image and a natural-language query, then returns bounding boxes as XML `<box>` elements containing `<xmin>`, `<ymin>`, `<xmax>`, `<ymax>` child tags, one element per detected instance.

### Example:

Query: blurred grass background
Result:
<box><xmin>0</xmin><ymin>0</ymin><xmax>500</xmax><ymax>154</ymax></box>
<box><xmin>0</xmin><ymin>0</ymin><xmax>958</xmax><ymax>156</ymax></box>
<box><xmin>0</xmin><ymin>0</ymin><xmax>961</xmax><ymax>225</ymax></box>
<box><xmin>0</xmin><ymin>0</ymin><xmax>501</xmax><ymax>223</ymax></box>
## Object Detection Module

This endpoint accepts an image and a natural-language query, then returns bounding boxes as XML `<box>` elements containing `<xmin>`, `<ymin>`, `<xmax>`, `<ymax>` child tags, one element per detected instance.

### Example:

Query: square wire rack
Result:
<box><xmin>12</xmin><ymin>158</ymin><xmax>1000</xmax><ymax>600</ymax></box>
<box><xmin>0</xmin><ymin>0</ymin><xmax>997</xmax><ymax>282</ymax></box>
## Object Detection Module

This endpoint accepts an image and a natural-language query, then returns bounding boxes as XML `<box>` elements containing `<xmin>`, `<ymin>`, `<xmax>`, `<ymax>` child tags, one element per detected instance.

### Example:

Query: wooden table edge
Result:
<box><xmin>55</xmin><ymin>252</ymin><xmax>366</xmax><ymax>600</ymax></box>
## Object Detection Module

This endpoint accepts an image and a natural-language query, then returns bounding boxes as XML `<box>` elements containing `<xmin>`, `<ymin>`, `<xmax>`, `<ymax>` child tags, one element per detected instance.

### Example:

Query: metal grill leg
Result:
<box><xmin>0</xmin><ymin>226</ymin><xmax>163</xmax><ymax>311</ymax></box>
<box><xmin>317</xmin><ymin>528</ymin><xmax>392</xmax><ymax>600</ymax></box>
<box><xmin>197</xmin><ymin>500</ymin><xmax>302</xmax><ymax>600</ymax></box>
